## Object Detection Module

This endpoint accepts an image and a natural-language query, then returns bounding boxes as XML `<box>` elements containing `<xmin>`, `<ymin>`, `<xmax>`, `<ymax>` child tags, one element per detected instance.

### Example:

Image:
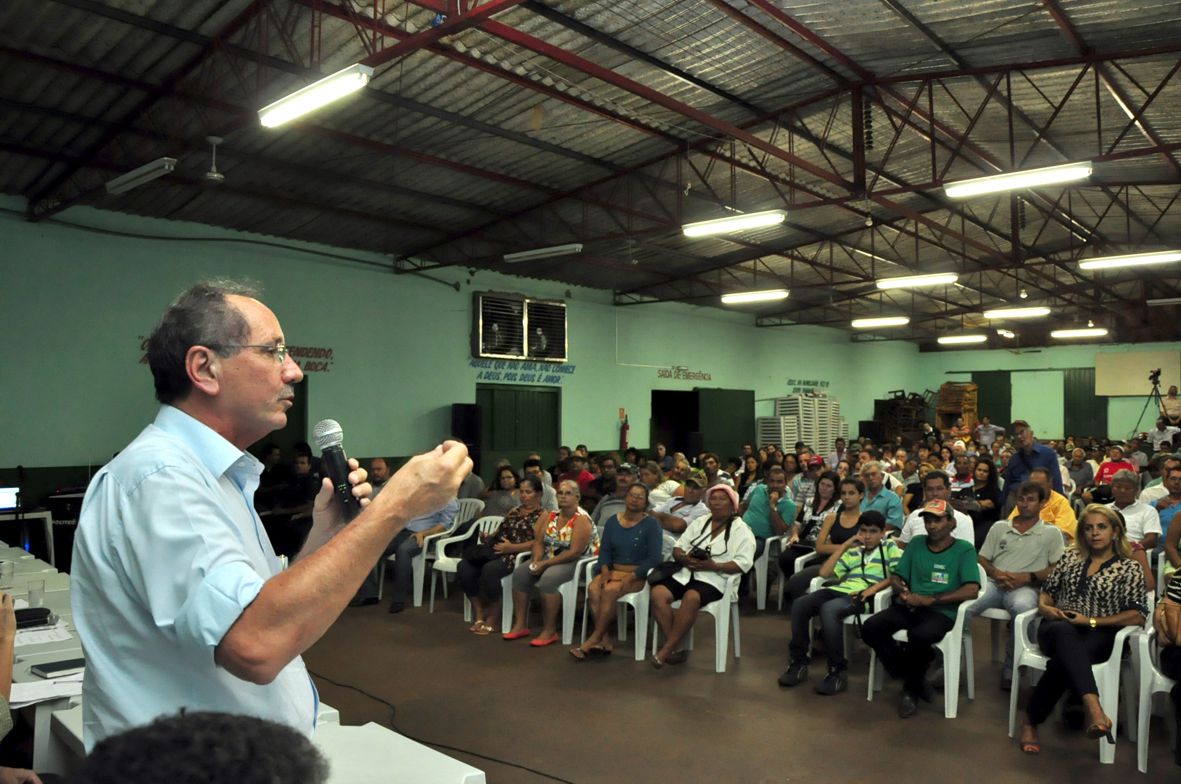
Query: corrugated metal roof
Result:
<box><xmin>0</xmin><ymin>0</ymin><xmax>1178</xmax><ymax>344</ymax></box>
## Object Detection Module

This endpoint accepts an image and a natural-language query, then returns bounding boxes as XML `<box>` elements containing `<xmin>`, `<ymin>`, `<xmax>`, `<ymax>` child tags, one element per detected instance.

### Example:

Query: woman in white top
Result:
<box><xmin>648</xmin><ymin>484</ymin><xmax>756</xmax><ymax>668</ymax></box>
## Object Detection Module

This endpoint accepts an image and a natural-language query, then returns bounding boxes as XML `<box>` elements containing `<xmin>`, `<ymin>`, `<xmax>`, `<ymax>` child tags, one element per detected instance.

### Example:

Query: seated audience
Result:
<box><xmin>1066</xmin><ymin>448</ymin><xmax>1094</xmax><ymax>498</ymax></box>
<box><xmin>827</xmin><ymin>437</ymin><xmax>848</xmax><ymax>469</ymax></box>
<box><xmin>779</xmin><ymin>511</ymin><xmax>901</xmax><ymax>695</ymax></box>
<box><xmin>1155</xmin><ymin>571</ymin><xmax>1181</xmax><ymax>765</ymax></box>
<box><xmin>656</xmin><ymin>442</ymin><xmax>674</xmax><ymax>472</ymax></box>
<box><xmin>736</xmin><ymin>455</ymin><xmax>762</xmax><ymax>500</ymax></box>
<box><xmin>561</xmin><ymin>453</ymin><xmax>596</xmax><ymax>496</ymax></box>
<box><xmin>1164</xmin><ymin>385</ymin><xmax>1181</xmax><ymax>427</ymax></box>
<box><xmin>791</xmin><ymin>455</ymin><xmax>825</xmax><ymax>509</ymax></box>
<box><xmin>639</xmin><ymin>460</ymin><xmax>671</xmax><ymax>507</ymax></box>
<box><xmin>1149</xmin><ymin>417</ymin><xmax>1181</xmax><ymax>453</ymax></box>
<box><xmin>903</xmin><ymin>462</ymin><xmax>933</xmax><ymax>514</ymax></box>
<box><xmin>779</xmin><ymin>470</ymin><xmax>840</xmax><ymax>583</ymax></box>
<box><xmin>458</xmin><ymin>476</ymin><xmax>545</xmax><ymax>635</ymax></box>
<box><xmin>968</xmin><ymin>481</ymin><xmax>1064</xmax><ymax>690</ymax></box>
<box><xmin>72</xmin><ymin>711</ymin><xmax>326</xmax><ymax>784</ymax></box>
<box><xmin>651</xmin><ymin>469</ymin><xmax>709</xmax><ymax>558</ymax></box>
<box><xmin>1157</xmin><ymin>464</ymin><xmax>1181</xmax><ymax>576</ymax></box>
<box><xmin>836</xmin><ymin>459</ymin><xmax>853</xmax><ymax>480</ymax></box>
<box><xmin>702</xmin><ymin>452</ymin><xmax>734</xmax><ymax>488</ymax></box>
<box><xmin>739</xmin><ymin>465</ymin><xmax>795</xmax><ymax>559</ymax></box>
<box><xmin>782</xmin><ymin>452</ymin><xmax>801</xmax><ymax>488</ymax></box>
<box><xmin>355</xmin><ymin>496</ymin><xmax>458</xmax><ymax>612</ymax></box>
<box><xmin>1017</xmin><ymin>505</ymin><xmax>1147</xmax><ymax>755</ymax></box>
<box><xmin>783</xmin><ymin>477</ymin><xmax>865</xmax><ymax>604</ymax></box>
<box><xmin>1085</xmin><ymin>445</ymin><xmax>1137</xmax><ymax>503</ymax></box>
<box><xmin>859</xmin><ymin>461</ymin><xmax>904</xmax><ymax>531</ymax></box>
<box><xmin>591</xmin><ymin>463</ymin><xmax>636</xmax><ymax>528</ymax></box>
<box><xmin>967</xmin><ymin>457</ymin><xmax>1003</xmax><ymax>546</ymax></box>
<box><xmin>649</xmin><ymin>485</ymin><xmax>755</xmax><ymax>667</ymax></box>
<box><xmin>482</xmin><ymin>465</ymin><xmax>520</xmax><ymax>517</ymax></box>
<box><xmin>1107</xmin><ymin>469</ymin><xmax>1160</xmax><ymax>550</ymax></box>
<box><xmin>949</xmin><ymin>416</ymin><xmax>971</xmax><ymax>442</ymax></box>
<box><xmin>896</xmin><ymin>470</ymin><xmax>974</xmax><ymax>547</ymax></box>
<box><xmin>522</xmin><ymin>459</ymin><xmax>559</xmax><ymax>511</ymax></box>
<box><xmin>548</xmin><ymin>446</ymin><xmax>572</xmax><ymax>482</ymax></box>
<box><xmin>862</xmin><ymin>500</ymin><xmax>980</xmax><ymax>718</ymax></box>
<box><xmin>1142</xmin><ymin>455</ymin><xmax>1181</xmax><ymax>506</ymax></box>
<box><xmin>572</xmin><ymin>484</ymin><xmax>662</xmax><ymax>660</ymax></box>
<box><xmin>506</xmin><ymin>480</ymin><xmax>595</xmax><ymax>647</ymax></box>
<box><xmin>1008</xmin><ymin>467</ymin><xmax>1077</xmax><ymax>542</ymax></box>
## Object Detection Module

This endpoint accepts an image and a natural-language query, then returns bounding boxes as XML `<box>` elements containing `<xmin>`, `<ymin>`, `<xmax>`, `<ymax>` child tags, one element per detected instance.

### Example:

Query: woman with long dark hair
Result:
<box><xmin>778</xmin><ymin>470</ymin><xmax>840</xmax><ymax>582</ymax></box>
<box><xmin>969</xmin><ymin>458</ymin><xmax>1003</xmax><ymax>547</ymax></box>
<box><xmin>783</xmin><ymin>477</ymin><xmax>866</xmax><ymax>604</ymax></box>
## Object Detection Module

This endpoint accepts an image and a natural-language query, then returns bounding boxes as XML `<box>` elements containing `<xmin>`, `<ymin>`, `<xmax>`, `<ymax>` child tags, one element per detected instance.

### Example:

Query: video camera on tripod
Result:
<box><xmin>1150</xmin><ymin>368</ymin><xmax>1162</xmax><ymax>385</ymax></box>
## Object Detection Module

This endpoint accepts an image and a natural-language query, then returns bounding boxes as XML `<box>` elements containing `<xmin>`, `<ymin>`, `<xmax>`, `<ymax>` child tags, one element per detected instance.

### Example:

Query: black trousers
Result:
<box><xmin>1156</xmin><ymin>644</ymin><xmax>1181</xmax><ymax>761</ymax></box>
<box><xmin>457</xmin><ymin>557</ymin><xmax>513</xmax><ymax>602</ymax></box>
<box><xmin>861</xmin><ymin>604</ymin><xmax>954</xmax><ymax>695</ymax></box>
<box><xmin>1025</xmin><ymin>619</ymin><xmax>1117</xmax><ymax>725</ymax></box>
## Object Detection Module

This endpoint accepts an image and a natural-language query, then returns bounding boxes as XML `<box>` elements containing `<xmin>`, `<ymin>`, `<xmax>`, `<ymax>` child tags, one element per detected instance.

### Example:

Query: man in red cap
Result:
<box><xmin>861</xmin><ymin>498</ymin><xmax>979</xmax><ymax>718</ymax></box>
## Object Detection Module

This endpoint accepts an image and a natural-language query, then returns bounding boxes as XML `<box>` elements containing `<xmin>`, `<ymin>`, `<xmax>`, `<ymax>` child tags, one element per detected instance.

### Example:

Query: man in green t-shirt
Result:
<box><xmin>862</xmin><ymin>499</ymin><xmax>979</xmax><ymax>718</ymax></box>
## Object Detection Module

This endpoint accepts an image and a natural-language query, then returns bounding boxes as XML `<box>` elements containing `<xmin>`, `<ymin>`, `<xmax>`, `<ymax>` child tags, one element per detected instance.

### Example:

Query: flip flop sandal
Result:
<box><xmin>586</xmin><ymin>646</ymin><xmax>612</xmax><ymax>658</ymax></box>
<box><xmin>665</xmin><ymin>650</ymin><xmax>689</xmax><ymax>665</ymax></box>
<box><xmin>569</xmin><ymin>647</ymin><xmax>590</xmax><ymax>661</ymax></box>
<box><xmin>648</xmin><ymin>654</ymin><xmax>664</xmax><ymax>669</ymax></box>
<box><xmin>471</xmin><ymin>622</ymin><xmax>494</xmax><ymax>636</ymax></box>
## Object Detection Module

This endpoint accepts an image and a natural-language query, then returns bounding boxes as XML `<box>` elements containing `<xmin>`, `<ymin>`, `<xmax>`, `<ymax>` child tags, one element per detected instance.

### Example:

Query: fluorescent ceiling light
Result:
<box><xmin>876</xmin><ymin>272</ymin><xmax>959</xmax><ymax>290</ymax></box>
<box><xmin>721</xmin><ymin>288</ymin><xmax>789</xmax><ymax>305</ymax></box>
<box><xmin>937</xmin><ymin>334</ymin><xmax>988</xmax><ymax>345</ymax></box>
<box><xmin>105</xmin><ymin>157</ymin><xmax>177</xmax><ymax>194</ymax></box>
<box><xmin>502</xmin><ymin>243</ymin><xmax>583</xmax><ymax>263</ymax></box>
<box><xmin>682</xmin><ymin>209</ymin><xmax>787</xmax><ymax>238</ymax></box>
<box><xmin>1078</xmin><ymin>250</ymin><xmax>1181</xmax><ymax>270</ymax></box>
<box><xmin>1051</xmin><ymin>327</ymin><xmax>1109</xmax><ymax>339</ymax></box>
<box><xmin>259</xmin><ymin>63</ymin><xmax>373</xmax><ymax>128</ymax></box>
<box><xmin>851</xmin><ymin>316</ymin><xmax>910</xmax><ymax>329</ymax></box>
<box><xmin>996</xmin><ymin>329</ymin><xmax>1016</xmax><ymax>339</ymax></box>
<box><xmin>1147</xmin><ymin>297</ymin><xmax>1181</xmax><ymax>307</ymax></box>
<box><xmin>982</xmin><ymin>306</ymin><xmax>1051</xmax><ymax>320</ymax></box>
<box><xmin>944</xmin><ymin>161</ymin><xmax>1092</xmax><ymax>199</ymax></box>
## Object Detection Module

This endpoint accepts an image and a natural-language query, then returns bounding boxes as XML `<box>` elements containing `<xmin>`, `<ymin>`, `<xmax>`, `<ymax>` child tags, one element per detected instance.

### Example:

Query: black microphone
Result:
<box><xmin>312</xmin><ymin>419</ymin><xmax>361</xmax><ymax>522</ymax></box>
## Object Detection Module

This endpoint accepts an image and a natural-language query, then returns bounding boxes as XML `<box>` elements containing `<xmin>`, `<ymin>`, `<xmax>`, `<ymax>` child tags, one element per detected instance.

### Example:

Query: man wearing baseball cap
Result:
<box><xmin>651</xmin><ymin>469</ymin><xmax>709</xmax><ymax>559</ymax></box>
<box><xmin>790</xmin><ymin>455</ymin><xmax>825</xmax><ymax>509</ymax></box>
<box><xmin>861</xmin><ymin>498</ymin><xmax>979</xmax><ymax>718</ymax></box>
<box><xmin>590</xmin><ymin>462</ymin><xmax>638</xmax><ymax>528</ymax></box>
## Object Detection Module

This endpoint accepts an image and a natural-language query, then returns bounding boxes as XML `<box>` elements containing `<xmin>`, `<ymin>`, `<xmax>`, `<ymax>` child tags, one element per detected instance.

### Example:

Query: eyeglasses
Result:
<box><xmin>207</xmin><ymin>343</ymin><xmax>290</xmax><ymax>364</ymax></box>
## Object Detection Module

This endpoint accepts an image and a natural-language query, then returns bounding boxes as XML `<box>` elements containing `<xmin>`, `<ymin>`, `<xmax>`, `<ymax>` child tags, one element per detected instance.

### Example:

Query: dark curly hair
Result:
<box><xmin>73</xmin><ymin>711</ymin><xmax>328</xmax><ymax>784</ymax></box>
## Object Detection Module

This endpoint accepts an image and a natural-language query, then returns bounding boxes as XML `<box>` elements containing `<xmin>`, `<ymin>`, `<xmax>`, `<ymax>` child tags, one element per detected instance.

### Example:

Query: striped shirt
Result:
<box><xmin>830</xmin><ymin>540</ymin><xmax>904</xmax><ymax>595</ymax></box>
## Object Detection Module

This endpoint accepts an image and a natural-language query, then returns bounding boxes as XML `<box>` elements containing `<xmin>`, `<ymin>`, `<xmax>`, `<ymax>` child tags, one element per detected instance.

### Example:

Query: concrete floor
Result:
<box><xmin>304</xmin><ymin>585</ymin><xmax>1178</xmax><ymax>783</ymax></box>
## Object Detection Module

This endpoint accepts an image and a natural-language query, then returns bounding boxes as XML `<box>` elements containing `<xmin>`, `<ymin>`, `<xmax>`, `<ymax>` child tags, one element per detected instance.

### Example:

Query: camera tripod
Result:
<box><xmin>1130</xmin><ymin>379</ymin><xmax>1165</xmax><ymax>438</ymax></box>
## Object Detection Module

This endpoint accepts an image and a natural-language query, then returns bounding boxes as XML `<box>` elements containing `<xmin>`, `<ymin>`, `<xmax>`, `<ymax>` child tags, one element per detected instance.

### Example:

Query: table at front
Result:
<box><xmin>0</xmin><ymin>513</ymin><xmax>55</xmax><ymax>567</ymax></box>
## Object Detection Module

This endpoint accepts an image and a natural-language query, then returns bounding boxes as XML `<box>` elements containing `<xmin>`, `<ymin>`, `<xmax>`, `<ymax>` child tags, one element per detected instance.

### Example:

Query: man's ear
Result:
<box><xmin>186</xmin><ymin>345</ymin><xmax>222</xmax><ymax>397</ymax></box>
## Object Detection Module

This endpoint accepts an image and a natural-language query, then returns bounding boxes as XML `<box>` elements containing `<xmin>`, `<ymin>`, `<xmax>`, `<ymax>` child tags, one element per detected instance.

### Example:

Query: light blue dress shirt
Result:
<box><xmin>861</xmin><ymin>485</ymin><xmax>904</xmax><ymax>529</ymax></box>
<box><xmin>71</xmin><ymin>406</ymin><xmax>316</xmax><ymax>749</ymax></box>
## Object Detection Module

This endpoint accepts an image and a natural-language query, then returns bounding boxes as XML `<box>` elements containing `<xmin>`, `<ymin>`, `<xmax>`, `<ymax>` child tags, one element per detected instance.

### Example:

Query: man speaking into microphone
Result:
<box><xmin>71</xmin><ymin>280</ymin><xmax>471</xmax><ymax>748</ymax></box>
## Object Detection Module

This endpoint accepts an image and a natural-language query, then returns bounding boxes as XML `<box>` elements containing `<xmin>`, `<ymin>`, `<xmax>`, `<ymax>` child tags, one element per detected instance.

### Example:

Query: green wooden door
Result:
<box><xmin>696</xmin><ymin>388</ymin><xmax>755</xmax><ymax>458</ymax></box>
<box><xmin>971</xmin><ymin>371</ymin><xmax>1012</xmax><ymax>429</ymax></box>
<box><xmin>475</xmin><ymin>384</ymin><xmax>561</xmax><ymax>472</ymax></box>
<box><xmin>1063</xmin><ymin>368</ymin><xmax>1106</xmax><ymax>441</ymax></box>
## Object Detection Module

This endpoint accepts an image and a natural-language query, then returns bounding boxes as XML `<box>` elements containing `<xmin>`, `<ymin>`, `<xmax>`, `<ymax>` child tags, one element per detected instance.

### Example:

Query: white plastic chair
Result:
<box><xmin>455</xmin><ymin>498</ymin><xmax>485</xmax><ymax>528</ymax></box>
<box><xmin>650</xmin><ymin>573</ymin><xmax>742</xmax><ymax>673</ymax></box>
<box><xmin>975</xmin><ymin>606</ymin><xmax>1016</xmax><ymax>663</ymax></box>
<box><xmin>778</xmin><ymin>549</ymin><xmax>821</xmax><ymax>610</ymax></box>
<box><xmin>504</xmin><ymin>552</ymin><xmax>594</xmax><ymax>643</ymax></box>
<box><xmin>1135</xmin><ymin>627</ymin><xmax>1179</xmax><ymax>774</ymax></box>
<box><xmin>866</xmin><ymin>564</ymin><xmax>986</xmax><ymax>718</ymax></box>
<box><xmin>1007</xmin><ymin>606</ymin><xmax>1140</xmax><ymax>764</ymax></box>
<box><xmin>750</xmin><ymin>535</ymin><xmax>784</xmax><ymax>611</ymax></box>
<box><xmin>378</xmin><ymin>525</ymin><xmax>455</xmax><ymax>606</ymax></box>
<box><xmin>429</xmin><ymin>515</ymin><xmax>502</xmax><ymax>617</ymax></box>
<box><xmin>579</xmin><ymin>559</ymin><xmax>651</xmax><ymax>660</ymax></box>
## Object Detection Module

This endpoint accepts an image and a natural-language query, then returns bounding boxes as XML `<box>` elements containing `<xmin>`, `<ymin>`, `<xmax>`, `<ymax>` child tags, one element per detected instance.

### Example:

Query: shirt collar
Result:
<box><xmin>153</xmin><ymin>405</ymin><xmax>262</xmax><ymax>480</ymax></box>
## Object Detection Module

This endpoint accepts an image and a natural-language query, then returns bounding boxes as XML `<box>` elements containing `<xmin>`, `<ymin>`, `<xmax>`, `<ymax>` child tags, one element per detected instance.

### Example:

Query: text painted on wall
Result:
<box><xmin>470</xmin><ymin>359</ymin><xmax>576</xmax><ymax>384</ymax></box>
<box><xmin>656</xmin><ymin>366</ymin><xmax>713</xmax><ymax>381</ymax></box>
<box><xmin>785</xmin><ymin>378</ymin><xmax>830</xmax><ymax>395</ymax></box>
<box><xmin>137</xmin><ymin>338</ymin><xmax>335</xmax><ymax>372</ymax></box>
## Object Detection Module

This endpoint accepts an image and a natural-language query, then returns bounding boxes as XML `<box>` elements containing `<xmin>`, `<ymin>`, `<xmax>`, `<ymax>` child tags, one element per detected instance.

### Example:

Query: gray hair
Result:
<box><xmin>1110</xmin><ymin>469</ymin><xmax>1139</xmax><ymax>486</ymax></box>
<box><xmin>147</xmin><ymin>279</ymin><xmax>261</xmax><ymax>404</ymax></box>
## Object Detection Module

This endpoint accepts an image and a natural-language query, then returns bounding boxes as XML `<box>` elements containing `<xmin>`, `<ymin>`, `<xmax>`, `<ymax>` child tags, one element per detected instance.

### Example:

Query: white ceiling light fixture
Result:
<box><xmin>944</xmin><ymin>161</ymin><xmax>1093</xmax><ymax>199</ymax></box>
<box><xmin>682</xmin><ymin>209</ymin><xmax>787</xmax><ymax>238</ymax></box>
<box><xmin>721</xmin><ymin>288</ymin><xmax>789</xmax><ymax>305</ymax></box>
<box><xmin>876</xmin><ymin>272</ymin><xmax>959</xmax><ymax>290</ymax></box>
<box><xmin>1051</xmin><ymin>327</ymin><xmax>1109</xmax><ymax>339</ymax></box>
<box><xmin>851</xmin><ymin>316</ymin><xmax>910</xmax><ymax>329</ymax></box>
<box><xmin>1147</xmin><ymin>297</ymin><xmax>1181</xmax><ymax>307</ymax></box>
<box><xmin>1077</xmin><ymin>250</ymin><xmax>1181</xmax><ymax>270</ymax></box>
<box><xmin>503</xmin><ymin>243</ymin><xmax>583</xmax><ymax>263</ymax></box>
<box><xmin>105</xmin><ymin>157</ymin><xmax>177</xmax><ymax>194</ymax></box>
<box><xmin>259</xmin><ymin>63</ymin><xmax>374</xmax><ymax>128</ymax></box>
<box><xmin>996</xmin><ymin>329</ymin><xmax>1016</xmax><ymax>339</ymax></box>
<box><xmin>937</xmin><ymin>334</ymin><xmax>988</xmax><ymax>345</ymax></box>
<box><xmin>982</xmin><ymin>306</ymin><xmax>1051</xmax><ymax>320</ymax></box>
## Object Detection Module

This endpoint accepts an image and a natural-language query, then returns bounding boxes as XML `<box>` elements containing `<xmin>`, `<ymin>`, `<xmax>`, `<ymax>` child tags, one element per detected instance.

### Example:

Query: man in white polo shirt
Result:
<box><xmin>1107</xmin><ymin>469</ymin><xmax>1161</xmax><ymax>550</ymax></box>
<box><xmin>896</xmin><ymin>471</ymin><xmax>973</xmax><ymax>546</ymax></box>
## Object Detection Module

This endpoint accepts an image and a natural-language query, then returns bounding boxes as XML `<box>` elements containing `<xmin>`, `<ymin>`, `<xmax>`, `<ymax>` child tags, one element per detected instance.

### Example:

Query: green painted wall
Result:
<box><xmin>925</xmin><ymin>341</ymin><xmax>1181</xmax><ymax>440</ymax></box>
<box><xmin>0</xmin><ymin>197</ymin><xmax>894</xmax><ymax>468</ymax></box>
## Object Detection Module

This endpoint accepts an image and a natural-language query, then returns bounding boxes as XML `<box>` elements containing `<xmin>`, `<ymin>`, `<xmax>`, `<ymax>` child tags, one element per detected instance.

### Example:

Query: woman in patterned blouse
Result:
<box><xmin>458</xmin><ymin>476</ymin><xmax>546</xmax><ymax>635</ymax></box>
<box><xmin>1018</xmin><ymin>504</ymin><xmax>1147</xmax><ymax>754</ymax></box>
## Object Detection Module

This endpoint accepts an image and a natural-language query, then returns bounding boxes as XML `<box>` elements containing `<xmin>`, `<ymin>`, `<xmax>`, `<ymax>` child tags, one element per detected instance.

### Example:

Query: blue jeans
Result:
<box><xmin>965</xmin><ymin>579</ymin><xmax>1038</xmax><ymax>675</ymax></box>
<box><xmin>788</xmin><ymin>587</ymin><xmax>860</xmax><ymax>669</ymax></box>
<box><xmin>355</xmin><ymin>528</ymin><xmax>423</xmax><ymax>602</ymax></box>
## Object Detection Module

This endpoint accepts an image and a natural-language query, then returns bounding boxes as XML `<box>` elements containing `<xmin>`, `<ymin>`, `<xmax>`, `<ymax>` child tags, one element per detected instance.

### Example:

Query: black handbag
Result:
<box><xmin>646</xmin><ymin>560</ymin><xmax>680</xmax><ymax>586</ymax></box>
